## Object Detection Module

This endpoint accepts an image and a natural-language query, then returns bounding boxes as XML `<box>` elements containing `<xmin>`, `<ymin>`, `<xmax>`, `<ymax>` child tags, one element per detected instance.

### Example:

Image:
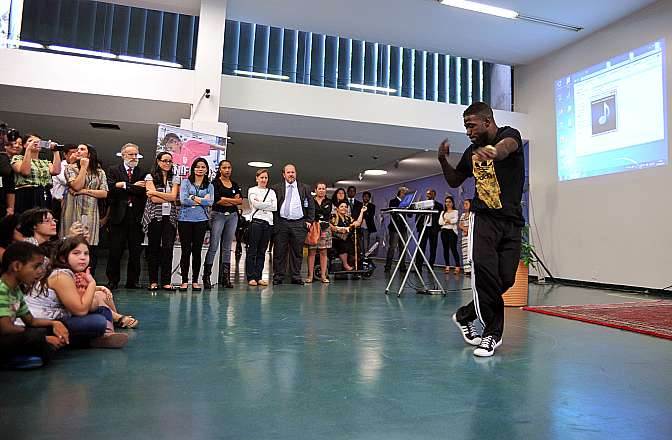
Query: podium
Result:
<box><xmin>382</xmin><ymin>209</ymin><xmax>446</xmax><ymax>297</ymax></box>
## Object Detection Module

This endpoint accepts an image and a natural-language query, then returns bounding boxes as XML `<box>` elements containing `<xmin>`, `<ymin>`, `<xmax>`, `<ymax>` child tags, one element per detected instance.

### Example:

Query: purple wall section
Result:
<box><xmin>363</xmin><ymin>141</ymin><xmax>529</xmax><ymax>267</ymax></box>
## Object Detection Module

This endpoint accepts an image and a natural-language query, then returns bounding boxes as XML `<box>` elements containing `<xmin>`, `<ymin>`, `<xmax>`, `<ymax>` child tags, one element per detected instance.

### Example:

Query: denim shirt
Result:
<box><xmin>178</xmin><ymin>179</ymin><xmax>215</xmax><ymax>222</ymax></box>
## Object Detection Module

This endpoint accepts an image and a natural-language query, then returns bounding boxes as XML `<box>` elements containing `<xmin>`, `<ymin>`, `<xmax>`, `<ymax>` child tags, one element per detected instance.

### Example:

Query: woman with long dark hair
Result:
<box><xmin>10</xmin><ymin>133</ymin><xmax>61</xmax><ymax>214</ymax></box>
<box><xmin>439</xmin><ymin>195</ymin><xmax>461</xmax><ymax>274</ymax></box>
<box><xmin>331</xmin><ymin>187</ymin><xmax>348</xmax><ymax>215</ymax></box>
<box><xmin>142</xmin><ymin>152</ymin><xmax>180</xmax><ymax>291</ymax></box>
<box><xmin>25</xmin><ymin>236</ymin><xmax>128</xmax><ymax>348</ymax></box>
<box><xmin>203</xmin><ymin>160</ymin><xmax>242</xmax><ymax>289</ymax></box>
<box><xmin>178</xmin><ymin>158</ymin><xmax>214</xmax><ymax>290</ymax></box>
<box><xmin>61</xmin><ymin>144</ymin><xmax>108</xmax><ymax>275</ymax></box>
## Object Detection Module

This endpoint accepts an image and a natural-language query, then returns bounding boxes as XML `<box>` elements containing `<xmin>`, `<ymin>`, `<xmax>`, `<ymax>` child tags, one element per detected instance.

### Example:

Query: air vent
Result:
<box><xmin>90</xmin><ymin>122</ymin><xmax>120</xmax><ymax>130</ymax></box>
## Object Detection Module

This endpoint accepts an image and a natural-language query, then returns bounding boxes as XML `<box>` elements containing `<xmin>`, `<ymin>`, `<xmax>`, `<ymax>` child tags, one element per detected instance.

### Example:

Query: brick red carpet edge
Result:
<box><xmin>523</xmin><ymin>300</ymin><xmax>672</xmax><ymax>341</ymax></box>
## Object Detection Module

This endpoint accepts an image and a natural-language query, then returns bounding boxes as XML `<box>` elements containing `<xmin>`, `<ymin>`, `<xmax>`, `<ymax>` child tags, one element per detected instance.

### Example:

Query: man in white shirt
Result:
<box><xmin>271</xmin><ymin>164</ymin><xmax>315</xmax><ymax>285</ymax></box>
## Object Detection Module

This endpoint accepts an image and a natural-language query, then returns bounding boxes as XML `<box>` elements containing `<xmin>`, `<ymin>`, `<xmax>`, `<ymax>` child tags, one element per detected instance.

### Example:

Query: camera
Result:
<box><xmin>0</xmin><ymin>122</ymin><xmax>20</xmax><ymax>143</ymax></box>
<box><xmin>38</xmin><ymin>140</ymin><xmax>63</xmax><ymax>151</ymax></box>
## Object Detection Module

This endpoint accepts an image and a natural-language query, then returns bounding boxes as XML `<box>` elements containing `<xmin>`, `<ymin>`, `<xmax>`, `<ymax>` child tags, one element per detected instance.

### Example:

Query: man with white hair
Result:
<box><xmin>105</xmin><ymin>143</ymin><xmax>147</xmax><ymax>290</ymax></box>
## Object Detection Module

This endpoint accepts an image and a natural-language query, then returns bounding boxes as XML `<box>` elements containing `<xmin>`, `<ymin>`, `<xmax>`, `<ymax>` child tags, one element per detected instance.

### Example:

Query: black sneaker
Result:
<box><xmin>473</xmin><ymin>335</ymin><xmax>502</xmax><ymax>357</ymax></box>
<box><xmin>452</xmin><ymin>314</ymin><xmax>482</xmax><ymax>346</ymax></box>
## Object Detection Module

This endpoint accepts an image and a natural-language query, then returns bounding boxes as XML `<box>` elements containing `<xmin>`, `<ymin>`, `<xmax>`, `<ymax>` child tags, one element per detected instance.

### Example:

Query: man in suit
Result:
<box><xmin>384</xmin><ymin>186</ymin><xmax>409</xmax><ymax>272</ymax></box>
<box><xmin>105</xmin><ymin>143</ymin><xmax>147</xmax><ymax>289</ymax></box>
<box><xmin>272</xmin><ymin>163</ymin><xmax>315</xmax><ymax>285</ymax></box>
<box><xmin>360</xmin><ymin>191</ymin><xmax>377</xmax><ymax>254</ymax></box>
<box><xmin>414</xmin><ymin>189</ymin><xmax>443</xmax><ymax>272</ymax></box>
<box><xmin>346</xmin><ymin>186</ymin><xmax>363</xmax><ymax>219</ymax></box>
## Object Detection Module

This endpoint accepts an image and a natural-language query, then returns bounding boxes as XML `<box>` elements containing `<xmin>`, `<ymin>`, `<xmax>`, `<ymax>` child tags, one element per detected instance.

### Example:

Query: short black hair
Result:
<box><xmin>0</xmin><ymin>241</ymin><xmax>45</xmax><ymax>274</ymax></box>
<box><xmin>17</xmin><ymin>208</ymin><xmax>52</xmax><ymax>238</ymax></box>
<box><xmin>463</xmin><ymin>101</ymin><xmax>494</xmax><ymax>120</ymax></box>
<box><xmin>63</xmin><ymin>144</ymin><xmax>78</xmax><ymax>153</ymax></box>
<box><xmin>362</xmin><ymin>191</ymin><xmax>371</xmax><ymax>198</ymax></box>
<box><xmin>347</xmin><ymin>186</ymin><xmax>357</xmax><ymax>192</ymax></box>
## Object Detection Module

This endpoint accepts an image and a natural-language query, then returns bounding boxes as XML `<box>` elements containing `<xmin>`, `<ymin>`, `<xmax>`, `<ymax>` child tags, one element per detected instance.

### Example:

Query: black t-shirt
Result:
<box><xmin>456</xmin><ymin>126</ymin><xmax>525</xmax><ymax>225</ymax></box>
<box><xmin>212</xmin><ymin>178</ymin><xmax>242</xmax><ymax>213</ymax></box>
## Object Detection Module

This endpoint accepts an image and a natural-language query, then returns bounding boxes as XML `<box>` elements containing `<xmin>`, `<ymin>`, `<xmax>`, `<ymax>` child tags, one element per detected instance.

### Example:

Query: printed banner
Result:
<box><xmin>156</xmin><ymin>123</ymin><xmax>227</xmax><ymax>179</ymax></box>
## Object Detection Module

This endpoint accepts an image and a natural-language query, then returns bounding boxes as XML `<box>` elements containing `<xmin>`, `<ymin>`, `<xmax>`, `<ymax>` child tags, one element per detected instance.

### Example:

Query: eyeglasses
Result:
<box><xmin>159</xmin><ymin>159</ymin><xmax>173</xmax><ymax>164</ymax></box>
<box><xmin>125</xmin><ymin>153</ymin><xmax>139</xmax><ymax>157</ymax></box>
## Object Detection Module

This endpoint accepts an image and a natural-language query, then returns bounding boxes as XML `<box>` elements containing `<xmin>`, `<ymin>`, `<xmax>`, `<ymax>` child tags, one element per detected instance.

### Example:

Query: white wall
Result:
<box><xmin>1</xmin><ymin>48</ymin><xmax>528</xmax><ymax>149</ymax></box>
<box><xmin>515</xmin><ymin>1</ymin><xmax>671</xmax><ymax>289</ymax></box>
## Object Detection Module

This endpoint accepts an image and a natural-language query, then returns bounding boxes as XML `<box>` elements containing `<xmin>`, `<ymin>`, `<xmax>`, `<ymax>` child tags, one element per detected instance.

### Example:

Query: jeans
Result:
<box><xmin>245</xmin><ymin>220</ymin><xmax>273</xmax><ymax>281</ymax></box>
<box><xmin>63</xmin><ymin>307</ymin><xmax>110</xmax><ymax>346</ymax></box>
<box><xmin>205</xmin><ymin>211</ymin><xmax>238</xmax><ymax>266</ymax></box>
<box><xmin>147</xmin><ymin>216</ymin><xmax>176</xmax><ymax>285</ymax></box>
<box><xmin>178</xmin><ymin>220</ymin><xmax>208</xmax><ymax>283</ymax></box>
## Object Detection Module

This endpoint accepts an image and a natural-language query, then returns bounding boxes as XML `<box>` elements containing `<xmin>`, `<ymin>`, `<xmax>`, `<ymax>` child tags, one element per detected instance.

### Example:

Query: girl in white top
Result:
<box><xmin>439</xmin><ymin>195</ymin><xmax>461</xmax><ymax>274</ymax></box>
<box><xmin>245</xmin><ymin>169</ymin><xmax>277</xmax><ymax>286</ymax></box>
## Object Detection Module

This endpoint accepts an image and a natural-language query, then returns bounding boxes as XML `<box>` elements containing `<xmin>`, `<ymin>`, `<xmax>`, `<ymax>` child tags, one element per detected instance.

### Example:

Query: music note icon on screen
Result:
<box><xmin>598</xmin><ymin>102</ymin><xmax>610</xmax><ymax>125</ymax></box>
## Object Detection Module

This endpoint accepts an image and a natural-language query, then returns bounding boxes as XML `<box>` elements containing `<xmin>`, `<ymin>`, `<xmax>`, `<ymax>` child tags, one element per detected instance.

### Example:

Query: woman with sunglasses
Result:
<box><xmin>142</xmin><ymin>152</ymin><xmax>180</xmax><ymax>291</ymax></box>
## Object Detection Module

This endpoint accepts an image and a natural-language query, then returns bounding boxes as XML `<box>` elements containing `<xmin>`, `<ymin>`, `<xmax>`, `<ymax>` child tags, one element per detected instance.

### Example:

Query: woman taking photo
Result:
<box><xmin>178</xmin><ymin>158</ymin><xmax>214</xmax><ymax>290</ymax></box>
<box><xmin>204</xmin><ymin>160</ymin><xmax>242</xmax><ymax>289</ymax></box>
<box><xmin>306</xmin><ymin>182</ymin><xmax>332</xmax><ymax>283</ymax></box>
<box><xmin>439</xmin><ymin>195</ymin><xmax>461</xmax><ymax>274</ymax></box>
<box><xmin>245</xmin><ymin>169</ymin><xmax>276</xmax><ymax>286</ymax></box>
<box><xmin>458</xmin><ymin>199</ymin><xmax>472</xmax><ymax>275</ymax></box>
<box><xmin>10</xmin><ymin>134</ymin><xmax>61</xmax><ymax>215</ymax></box>
<box><xmin>330</xmin><ymin>201</ymin><xmax>366</xmax><ymax>272</ymax></box>
<box><xmin>61</xmin><ymin>144</ymin><xmax>108</xmax><ymax>276</ymax></box>
<box><xmin>142</xmin><ymin>152</ymin><xmax>180</xmax><ymax>291</ymax></box>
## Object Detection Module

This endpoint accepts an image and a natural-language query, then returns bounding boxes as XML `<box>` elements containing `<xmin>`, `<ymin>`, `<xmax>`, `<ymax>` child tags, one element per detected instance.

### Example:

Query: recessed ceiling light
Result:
<box><xmin>248</xmin><ymin>161</ymin><xmax>273</xmax><ymax>167</ymax></box>
<box><xmin>47</xmin><ymin>45</ymin><xmax>116</xmax><ymax>59</ymax></box>
<box><xmin>437</xmin><ymin>0</ymin><xmax>518</xmax><ymax>19</ymax></box>
<box><xmin>2</xmin><ymin>39</ymin><xmax>44</xmax><ymax>49</ymax></box>
<box><xmin>363</xmin><ymin>169</ymin><xmax>388</xmax><ymax>176</ymax></box>
<box><xmin>234</xmin><ymin>70</ymin><xmax>289</xmax><ymax>80</ymax></box>
<box><xmin>348</xmin><ymin>83</ymin><xmax>397</xmax><ymax>93</ymax></box>
<box><xmin>118</xmin><ymin>55</ymin><xmax>183</xmax><ymax>68</ymax></box>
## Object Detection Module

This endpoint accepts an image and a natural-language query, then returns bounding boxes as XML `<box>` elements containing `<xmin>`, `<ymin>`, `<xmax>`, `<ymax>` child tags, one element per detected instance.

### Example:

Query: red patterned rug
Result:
<box><xmin>523</xmin><ymin>300</ymin><xmax>672</xmax><ymax>341</ymax></box>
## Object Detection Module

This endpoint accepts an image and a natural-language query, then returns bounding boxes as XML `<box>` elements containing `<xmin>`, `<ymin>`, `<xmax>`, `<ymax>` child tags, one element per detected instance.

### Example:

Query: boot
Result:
<box><xmin>219</xmin><ymin>263</ymin><xmax>233</xmax><ymax>289</ymax></box>
<box><xmin>203</xmin><ymin>264</ymin><xmax>213</xmax><ymax>289</ymax></box>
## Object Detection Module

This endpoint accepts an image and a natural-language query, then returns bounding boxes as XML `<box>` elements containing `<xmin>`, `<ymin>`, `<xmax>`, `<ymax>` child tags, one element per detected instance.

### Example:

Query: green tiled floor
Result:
<box><xmin>2</xmin><ymin>270</ymin><xmax>671</xmax><ymax>439</ymax></box>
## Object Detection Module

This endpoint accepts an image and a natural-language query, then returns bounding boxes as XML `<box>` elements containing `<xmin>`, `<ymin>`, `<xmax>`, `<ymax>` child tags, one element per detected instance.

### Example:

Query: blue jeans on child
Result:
<box><xmin>63</xmin><ymin>307</ymin><xmax>110</xmax><ymax>346</ymax></box>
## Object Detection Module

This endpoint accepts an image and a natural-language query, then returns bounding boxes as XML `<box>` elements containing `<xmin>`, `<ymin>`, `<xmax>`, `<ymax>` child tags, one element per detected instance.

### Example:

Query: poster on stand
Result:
<box><xmin>156</xmin><ymin>123</ymin><xmax>227</xmax><ymax>180</ymax></box>
<box><xmin>156</xmin><ymin>124</ymin><xmax>228</xmax><ymax>256</ymax></box>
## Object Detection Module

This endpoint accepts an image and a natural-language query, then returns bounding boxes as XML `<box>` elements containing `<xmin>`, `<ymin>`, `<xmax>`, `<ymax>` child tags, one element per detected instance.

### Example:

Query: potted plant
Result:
<box><xmin>503</xmin><ymin>225</ymin><xmax>536</xmax><ymax>307</ymax></box>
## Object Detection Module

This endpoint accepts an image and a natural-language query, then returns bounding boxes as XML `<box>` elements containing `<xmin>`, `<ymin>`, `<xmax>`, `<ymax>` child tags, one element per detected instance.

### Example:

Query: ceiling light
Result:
<box><xmin>48</xmin><ymin>45</ymin><xmax>116</xmax><ymax>59</ymax></box>
<box><xmin>348</xmin><ymin>83</ymin><xmax>397</xmax><ymax>93</ymax></box>
<box><xmin>2</xmin><ymin>39</ymin><xmax>45</xmax><ymax>49</ymax></box>
<box><xmin>234</xmin><ymin>70</ymin><xmax>289</xmax><ymax>80</ymax></box>
<box><xmin>248</xmin><ymin>161</ymin><xmax>273</xmax><ymax>167</ymax></box>
<box><xmin>363</xmin><ymin>169</ymin><xmax>388</xmax><ymax>176</ymax></box>
<box><xmin>437</xmin><ymin>0</ymin><xmax>582</xmax><ymax>31</ymax></box>
<box><xmin>118</xmin><ymin>55</ymin><xmax>182</xmax><ymax>68</ymax></box>
<box><xmin>437</xmin><ymin>0</ymin><xmax>518</xmax><ymax>19</ymax></box>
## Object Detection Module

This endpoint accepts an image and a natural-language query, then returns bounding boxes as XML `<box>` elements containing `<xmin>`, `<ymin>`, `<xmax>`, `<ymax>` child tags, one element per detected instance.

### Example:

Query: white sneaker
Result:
<box><xmin>473</xmin><ymin>335</ymin><xmax>502</xmax><ymax>357</ymax></box>
<box><xmin>452</xmin><ymin>314</ymin><xmax>482</xmax><ymax>346</ymax></box>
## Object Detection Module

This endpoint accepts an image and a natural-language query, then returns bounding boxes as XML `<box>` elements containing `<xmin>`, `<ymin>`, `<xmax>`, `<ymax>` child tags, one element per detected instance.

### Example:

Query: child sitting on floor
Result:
<box><xmin>0</xmin><ymin>242</ymin><xmax>70</xmax><ymax>368</ymax></box>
